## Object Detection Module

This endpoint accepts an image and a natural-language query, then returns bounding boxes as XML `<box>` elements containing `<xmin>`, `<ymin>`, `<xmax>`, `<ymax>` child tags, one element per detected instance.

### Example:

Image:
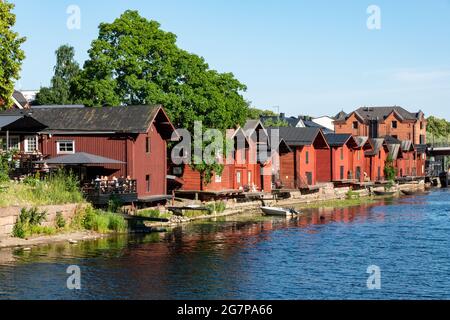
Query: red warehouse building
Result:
<box><xmin>269</xmin><ymin>127</ymin><xmax>330</xmax><ymax>189</ymax></box>
<box><xmin>170</xmin><ymin>120</ymin><xmax>273</xmax><ymax>195</ymax></box>
<box><xmin>364</xmin><ymin>138</ymin><xmax>390</xmax><ymax>182</ymax></box>
<box><xmin>320</xmin><ymin>133</ymin><xmax>360</xmax><ymax>183</ymax></box>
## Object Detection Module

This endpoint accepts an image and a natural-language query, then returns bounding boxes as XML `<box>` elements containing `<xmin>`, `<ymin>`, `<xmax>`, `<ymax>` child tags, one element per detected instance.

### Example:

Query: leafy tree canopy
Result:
<box><xmin>72</xmin><ymin>10</ymin><xmax>249</xmax><ymax>132</ymax></box>
<box><xmin>427</xmin><ymin>116</ymin><xmax>450</xmax><ymax>139</ymax></box>
<box><xmin>0</xmin><ymin>0</ymin><xmax>26</xmax><ymax>110</ymax></box>
<box><xmin>263</xmin><ymin>118</ymin><xmax>289</xmax><ymax>127</ymax></box>
<box><xmin>247</xmin><ymin>107</ymin><xmax>277</xmax><ymax>119</ymax></box>
<box><xmin>35</xmin><ymin>45</ymin><xmax>81</xmax><ymax>105</ymax></box>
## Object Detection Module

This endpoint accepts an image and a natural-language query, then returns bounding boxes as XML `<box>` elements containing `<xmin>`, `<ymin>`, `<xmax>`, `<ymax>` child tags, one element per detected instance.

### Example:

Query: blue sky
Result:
<box><xmin>11</xmin><ymin>0</ymin><xmax>450</xmax><ymax>119</ymax></box>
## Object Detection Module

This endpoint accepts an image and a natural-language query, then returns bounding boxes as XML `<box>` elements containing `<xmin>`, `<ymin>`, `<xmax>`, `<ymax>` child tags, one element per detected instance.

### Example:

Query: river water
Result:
<box><xmin>0</xmin><ymin>189</ymin><xmax>449</xmax><ymax>300</ymax></box>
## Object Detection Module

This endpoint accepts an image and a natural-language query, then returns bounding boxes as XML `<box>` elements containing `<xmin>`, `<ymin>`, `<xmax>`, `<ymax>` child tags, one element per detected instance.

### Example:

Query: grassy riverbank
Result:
<box><xmin>296</xmin><ymin>196</ymin><xmax>379</xmax><ymax>209</ymax></box>
<box><xmin>0</xmin><ymin>171</ymin><xmax>84</xmax><ymax>208</ymax></box>
<box><xmin>10</xmin><ymin>205</ymin><xmax>128</xmax><ymax>240</ymax></box>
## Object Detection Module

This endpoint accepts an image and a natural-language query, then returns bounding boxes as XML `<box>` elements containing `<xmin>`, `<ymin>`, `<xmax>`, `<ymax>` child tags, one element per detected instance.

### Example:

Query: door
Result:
<box><xmin>356</xmin><ymin>166</ymin><xmax>361</xmax><ymax>181</ymax></box>
<box><xmin>306</xmin><ymin>172</ymin><xmax>313</xmax><ymax>185</ymax></box>
<box><xmin>235</xmin><ymin>170</ymin><xmax>242</xmax><ymax>189</ymax></box>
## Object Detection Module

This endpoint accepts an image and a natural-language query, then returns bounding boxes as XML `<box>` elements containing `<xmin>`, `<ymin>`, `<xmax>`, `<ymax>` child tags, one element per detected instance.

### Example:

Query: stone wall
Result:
<box><xmin>0</xmin><ymin>204</ymin><xmax>84</xmax><ymax>238</ymax></box>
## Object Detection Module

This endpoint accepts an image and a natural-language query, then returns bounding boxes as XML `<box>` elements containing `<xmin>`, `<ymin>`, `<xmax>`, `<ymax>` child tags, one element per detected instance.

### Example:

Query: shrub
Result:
<box><xmin>77</xmin><ymin>205</ymin><xmax>127</xmax><ymax>233</ymax></box>
<box><xmin>107</xmin><ymin>195</ymin><xmax>122</xmax><ymax>213</ymax></box>
<box><xmin>55</xmin><ymin>212</ymin><xmax>66</xmax><ymax>229</ymax></box>
<box><xmin>215</xmin><ymin>201</ymin><xmax>226</xmax><ymax>213</ymax></box>
<box><xmin>346</xmin><ymin>190</ymin><xmax>360</xmax><ymax>200</ymax></box>
<box><xmin>12</xmin><ymin>207</ymin><xmax>49</xmax><ymax>239</ymax></box>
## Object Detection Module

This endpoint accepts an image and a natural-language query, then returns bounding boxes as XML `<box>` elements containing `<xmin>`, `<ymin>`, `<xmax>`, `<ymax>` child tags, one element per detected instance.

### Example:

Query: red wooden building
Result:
<box><xmin>364</xmin><ymin>138</ymin><xmax>389</xmax><ymax>182</ymax></box>
<box><xmin>0</xmin><ymin>105</ymin><xmax>176</xmax><ymax>203</ymax></box>
<box><xmin>321</xmin><ymin>134</ymin><xmax>360</xmax><ymax>183</ymax></box>
<box><xmin>270</xmin><ymin>127</ymin><xmax>330</xmax><ymax>189</ymax></box>
<box><xmin>171</xmin><ymin>120</ymin><xmax>273</xmax><ymax>195</ymax></box>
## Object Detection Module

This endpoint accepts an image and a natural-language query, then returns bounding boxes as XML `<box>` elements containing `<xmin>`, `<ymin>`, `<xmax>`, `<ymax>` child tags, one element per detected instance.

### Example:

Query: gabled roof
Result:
<box><xmin>268</xmin><ymin>127</ymin><xmax>324</xmax><ymax>147</ymax></box>
<box><xmin>400</xmin><ymin>140</ymin><xmax>415</xmax><ymax>152</ymax></box>
<box><xmin>0</xmin><ymin>105</ymin><xmax>173</xmax><ymax>134</ymax></box>
<box><xmin>324</xmin><ymin>133</ymin><xmax>356</xmax><ymax>147</ymax></box>
<box><xmin>356</xmin><ymin>106</ymin><xmax>421</xmax><ymax>121</ymax></box>
<box><xmin>387</xmin><ymin>143</ymin><xmax>402</xmax><ymax>160</ymax></box>
<box><xmin>383</xmin><ymin>135</ymin><xmax>402</xmax><ymax>145</ymax></box>
<box><xmin>354</xmin><ymin>136</ymin><xmax>372</xmax><ymax>149</ymax></box>
<box><xmin>365</xmin><ymin>138</ymin><xmax>388</xmax><ymax>156</ymax></box>
<box><xmin>12</xmin><ymin>90</ymin><xmax>29</xmax><ymax>109</ymax></box>
<box><xmin>335</xmin><ymin>106</ymin><xmax>423</xmax><ymax>124</ymax></box>
<box><xmin>335</xmin><ymin>111</ymin><xmax>347</xmax><ymax>121</ymax></box>
<box><xmin>0</xmin><ymin>115</ymin><xmax>47</xmax><ymax>131</ymax></box>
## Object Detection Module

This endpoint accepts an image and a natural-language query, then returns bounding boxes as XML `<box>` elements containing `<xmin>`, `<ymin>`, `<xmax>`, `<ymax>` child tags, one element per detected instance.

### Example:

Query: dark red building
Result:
<box><xmin>0</xmin><ymin>105</ymin><xmax>176</xmax><ymax>202</ymax></box>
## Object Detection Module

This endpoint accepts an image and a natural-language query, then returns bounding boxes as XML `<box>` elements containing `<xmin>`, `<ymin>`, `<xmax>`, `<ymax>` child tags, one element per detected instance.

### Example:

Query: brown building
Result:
<box><xmin>334</xmin><ymin>106</ymin><xmax>427</xmax><ymax>145</ymax></box>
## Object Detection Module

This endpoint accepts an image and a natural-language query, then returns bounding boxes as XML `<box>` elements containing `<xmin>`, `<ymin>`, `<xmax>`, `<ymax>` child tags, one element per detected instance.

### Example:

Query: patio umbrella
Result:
<box><xmin>37</xmin><ymin>152</ymin><xmax>125</xmax><ymax>165</ymax></box>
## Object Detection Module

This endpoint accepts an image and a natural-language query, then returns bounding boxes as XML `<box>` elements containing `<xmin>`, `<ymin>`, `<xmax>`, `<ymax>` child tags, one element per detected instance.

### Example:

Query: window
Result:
<box><xmin>145</xmin><ymin>137</ymin><xmax>151</xmax><ymax>153</ymax></box>
<box><xmin>392</xmin><ymin>121</ymin><xmax>398</xmax><ymax>129</ymax></box>
<box><xmin>378</xmin><ymin>151</ymin><xmax>381</xmax><ymax>159</ymax></box>
<box><xmin>305</xmin><ymin>151</ymin><xmax>309</xmax><ymax>164</ymax></box>
<box><xmin>420</xmin><ymin>122</ymin><xmax>423</xmax><ymax>130</ymax></box>
<box><xmin>236</xmin><ymin>171</ymin><xmax>242</xmax><ymax>184</ymax></box>
<box><xmin>1</xmin><ymin>136</ymin><xmax>20</xmax><ymax>151</ymax></box>
<box><xmin>392</xmin><ymin>135</ymin><xmax>398</xmax><ymax>139</ymax></box>
<box><xmin>247</xmin><ymin>171</ymin><xmax>252</xmax><ymax>185</ymax></box>
<box><xmin>420</xmin><ymin>135</ymin><xmax>425</xmax><ymax>144</ymax></box>
<box><xmin>340</xmin><ymin>166</ymin><xmax>344</xmax><ymax>180</ymax></box>
<box><xmin>215</xmin><ymin>174</ymin><xmax>222</xmax><ymax>183</ymax></box>
<box><xmin>57</xmin><ymin>140</ymin><xmax>75</xmax><ymax>154</ymax></box>
<box><xmin>353</xmin><ymin>121</ymin><xmax>359</xmax><ymax>129</ymax></box>
<box><xmin>24</xmin><ymin>136</ymin><xmax>38</xmax><ymax>153</ymax></box>
<box><xmin>357</xmin><ymin>150</ymin><xmax>361</xmax><ymax>160</ymax></box>
<box><xmin>340</xmin><ymin>148</ymin><xmax>344</xmax><ymax>161</ymax></box>
<box><xmin>146</xmin><ymin>175</ymin><xmax>151</xmax><ymax>192</ymax></box>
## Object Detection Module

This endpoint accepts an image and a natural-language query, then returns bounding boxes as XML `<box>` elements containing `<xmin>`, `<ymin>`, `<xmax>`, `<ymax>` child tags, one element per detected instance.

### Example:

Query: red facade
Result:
<box><xmin>277</xmin><ymin>130</ymin><xmax>329</xmax><ymax>188</ymax></box>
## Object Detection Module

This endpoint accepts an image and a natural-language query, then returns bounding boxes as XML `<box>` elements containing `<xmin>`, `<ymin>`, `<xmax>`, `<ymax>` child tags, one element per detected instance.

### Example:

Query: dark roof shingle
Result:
<box><xmin>0</xmin><ymin>105</ymin><xmax>163</xmax><ymax>133</ymax></box>
<box><xmin>268</xmin><ymin>127</ymin><xmax>321</xmax><ymax>146</ymax></box>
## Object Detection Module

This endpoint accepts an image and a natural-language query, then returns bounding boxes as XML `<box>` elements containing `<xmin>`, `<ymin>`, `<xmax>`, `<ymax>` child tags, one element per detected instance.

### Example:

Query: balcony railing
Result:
<box><xmin>82</xmin><ymin>179</ymin><xmax>137</xmax><ymax>196</ymax></box>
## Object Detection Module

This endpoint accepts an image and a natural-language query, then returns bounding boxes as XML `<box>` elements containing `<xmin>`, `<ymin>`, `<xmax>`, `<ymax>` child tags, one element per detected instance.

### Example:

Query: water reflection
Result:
<box><xmin>1</xmin><ymin>191</ymin><xmax>449</xmax><ymax>299</ymax></box>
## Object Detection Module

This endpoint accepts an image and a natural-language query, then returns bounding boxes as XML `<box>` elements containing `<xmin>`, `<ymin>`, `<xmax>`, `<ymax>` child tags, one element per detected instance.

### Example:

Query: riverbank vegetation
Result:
<box><xmin>0</xmin><ymin>170</ymin><xmax>84</xmax><ymax>208</ymax></box>
<box><xmin>11</xmin><ymin>205</ymin><xmax>127</xmax><ymax>239</ymax></box>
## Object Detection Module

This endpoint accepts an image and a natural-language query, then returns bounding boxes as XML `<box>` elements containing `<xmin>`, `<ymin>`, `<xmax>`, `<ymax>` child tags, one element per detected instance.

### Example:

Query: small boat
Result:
<box><xmin>261</xmin><ymin>206</ymin><xmax>300</xmax><ymax>217</ymax></box>
<box><xmin>373</xmin><ymin>190</ymin><xmax>396</xmax><ymax>196</ymax></box>
<box><xmin>401</xmin><ymin>190</ymin><xmax>430</xmax><ymax>196</ymax></box>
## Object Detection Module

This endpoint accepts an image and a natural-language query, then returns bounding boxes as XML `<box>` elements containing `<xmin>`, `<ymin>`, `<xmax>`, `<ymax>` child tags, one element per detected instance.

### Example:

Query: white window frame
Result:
<box><xmin>248</xmin><ymin>171</ymin><xmax>252</xmax><ymax>184</ymax></box>
<box><xmin>215</xmin><ymin>173</ymin><xmax>222</xmax><ymax>183</ymax></box>
<box><xmin>24</xmin><ymin>135</ymin><xmax>38</xmax><ymax>153</ymax></box>
<box><xmin>57</xmin><ymin>140</ymin><xmax>75</xmax><ymax>154</ymax></box>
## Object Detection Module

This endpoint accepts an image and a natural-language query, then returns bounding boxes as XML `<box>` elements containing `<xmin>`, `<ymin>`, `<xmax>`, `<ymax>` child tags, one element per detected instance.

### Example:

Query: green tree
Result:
<box><xmin>384</xmin><ymin>155</ymin><xmax>397</xmax><ymax>191</ymax></box>
<box><xmin>263</xmin><ymin>118</ymin><xmax>289</xmax><ymax>127</ymax></box>
<box><xmin>72</xmin><ymin>10</ymin><xmax>250</xmax><ymax>184</ymax></box>
<box><xmin>247</xmin><ymin>107</ymin><xmax>277</xmax><ymax>119</ymax></box>
<box><xmin>427</xmin><ymin>116</ymin><xmax>450</xmax><ymax>141</ymax></box>
<box><xmin>35</xmin><ymin>45</ymin><xmax>81</xmax><ymax>105</ymax></box>
<box><xmin>0</xmin><ymin>0</ymin><xmax>26</xmax><ymax>110</ymax></box>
